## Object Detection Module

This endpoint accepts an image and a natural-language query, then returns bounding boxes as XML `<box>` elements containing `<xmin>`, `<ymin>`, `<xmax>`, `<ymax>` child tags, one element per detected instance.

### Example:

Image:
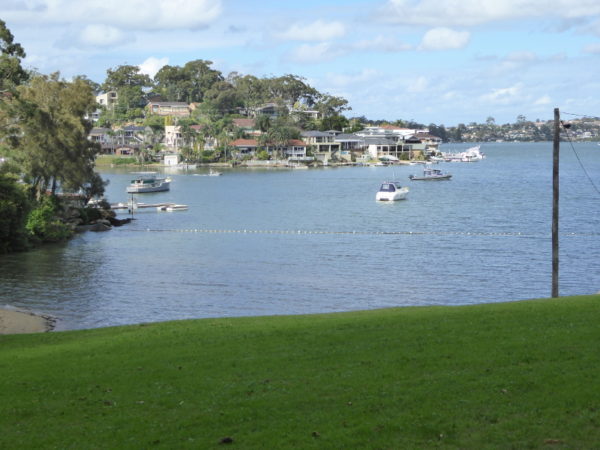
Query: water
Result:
<box><xmin>1</xmin><ymin>142</ymin><xmax>599</xmax><ymax>330</ymax></box>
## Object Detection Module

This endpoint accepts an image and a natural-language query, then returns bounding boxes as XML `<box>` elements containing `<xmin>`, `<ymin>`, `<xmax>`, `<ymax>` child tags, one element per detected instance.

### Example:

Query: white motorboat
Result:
<box><xmin>442</xmin><ymin>145</ymin><xmax>485</xmax><ymax>162</ymax></box>
<box><xmin>126</xmin><ymin>173</ymin><xmax>171</xmax><ymax>193</ymax></box>
<box><xmin>409</xmin><ymin>166</ymin><xmax>452</xmax><ymax>181</ymax></box>
<box><xmin>376</xmin><ymin>181</ymin><xmax>409</xmax><ymax>201</ymax></box>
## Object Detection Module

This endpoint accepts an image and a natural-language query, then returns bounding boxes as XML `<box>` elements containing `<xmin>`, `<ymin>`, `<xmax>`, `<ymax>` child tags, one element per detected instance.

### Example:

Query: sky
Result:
<box><xmin>2</xmin><ymin>0</ymin><xmax>600</xmax><ymax>126</ymax></box>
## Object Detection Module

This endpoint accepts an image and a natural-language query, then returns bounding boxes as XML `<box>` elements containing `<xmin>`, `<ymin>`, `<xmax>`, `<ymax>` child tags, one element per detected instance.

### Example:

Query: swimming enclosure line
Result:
<box><xmin>118</xmin><ymin>228</ymin><xmax>598</xmax><ymax>237</ymax></box>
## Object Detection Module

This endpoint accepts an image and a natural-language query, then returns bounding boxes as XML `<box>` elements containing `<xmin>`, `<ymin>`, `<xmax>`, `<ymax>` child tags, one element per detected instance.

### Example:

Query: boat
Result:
<box><xmin>442</xmin><ymin>145</ymin><xmax>485</xmax><ymax>162</ymax></box>
<box><xmin>208</xmin><ymin>169</ymin><xmax>222</xmax><ymax>176</ymax></box>
<box><xmin>126</xmin><ymin>172</ymin><xmax>171</xmax><ymax>193</ymax></box>
<box><xmin>409</xmin><ymin>166</ymin><xmax>452</xmax><ymax>181</ymax></box>
<box><xmin>156</xmin><ymin>203</ymin><xmax>189</xmax><ymax>211</ymax></box>
<box><xmin>375</xmin><ymin>181</ymin><xmax>409</xmax><ymax>201</ymax></box>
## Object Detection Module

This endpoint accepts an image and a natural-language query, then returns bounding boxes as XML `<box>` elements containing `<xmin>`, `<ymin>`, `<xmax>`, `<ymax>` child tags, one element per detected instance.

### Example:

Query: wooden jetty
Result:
<box><xmin>111</xmin><ymin>202</ymin><xmax>188</xmax><ymax>211</ymax></box>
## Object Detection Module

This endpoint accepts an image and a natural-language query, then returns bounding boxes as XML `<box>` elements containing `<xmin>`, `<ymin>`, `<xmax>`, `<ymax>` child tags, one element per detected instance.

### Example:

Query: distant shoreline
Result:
<box><xmin>0</xmin><ymin>308</ymin><xmax>56</xmax><ymax>335</ymax></box>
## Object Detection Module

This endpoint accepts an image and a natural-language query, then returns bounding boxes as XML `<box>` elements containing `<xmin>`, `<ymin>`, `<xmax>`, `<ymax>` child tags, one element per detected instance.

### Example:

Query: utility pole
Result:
<box><xmin>552</xmin><ymin>108</ymin><xmax>560</xmax><ymax>298</ymax></box>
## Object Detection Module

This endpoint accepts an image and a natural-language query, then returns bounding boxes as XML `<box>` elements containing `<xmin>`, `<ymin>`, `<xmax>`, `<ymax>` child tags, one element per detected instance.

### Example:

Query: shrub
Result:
<box><xmin>26</xmin><ymin>196</ymin><xmax>71</xmax><ymax>243</ymax></box>
<box><xmin>0</xmin><ymin>174</ymin><xmax>31</xmax><ymax>253</ymax></box>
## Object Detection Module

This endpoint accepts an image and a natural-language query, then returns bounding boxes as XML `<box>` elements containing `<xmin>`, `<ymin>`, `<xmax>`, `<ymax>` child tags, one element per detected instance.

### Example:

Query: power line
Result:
<box><xmin>560</xmin><ymin>121</ymin><xmax>600</xmax><ymax>197</ymax></box>
<box><xmin>561</xmin><ymin>111</ymin><xmax>600</xmax><ymax>121</ymax></box>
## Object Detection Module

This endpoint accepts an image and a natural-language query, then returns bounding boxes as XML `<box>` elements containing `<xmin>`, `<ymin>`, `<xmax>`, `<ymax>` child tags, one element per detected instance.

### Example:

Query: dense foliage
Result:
<box><xmin>0</xmin><ymin>21</ymin><xmax>106</xmax><ymax>252</ymax></box>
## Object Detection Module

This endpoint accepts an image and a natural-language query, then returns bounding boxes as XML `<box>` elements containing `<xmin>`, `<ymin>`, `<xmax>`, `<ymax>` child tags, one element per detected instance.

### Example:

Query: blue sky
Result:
<box><xmin>3</xmin><ymin>0</ymin><xmax>600</xmax><ymax>125</ymax></box>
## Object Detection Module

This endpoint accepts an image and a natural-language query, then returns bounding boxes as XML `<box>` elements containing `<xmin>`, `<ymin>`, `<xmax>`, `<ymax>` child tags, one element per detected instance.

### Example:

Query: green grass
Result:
<box><xmin>2</xmin><ymin>295</ymin><xmax>600</xmax><ymax>449</ymax></box>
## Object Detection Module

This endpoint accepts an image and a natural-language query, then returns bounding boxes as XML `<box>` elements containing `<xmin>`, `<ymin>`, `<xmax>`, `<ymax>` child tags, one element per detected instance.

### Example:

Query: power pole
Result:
<box><xmin>552</xmin><ymin>108</ymin><xmax>560</xmax><ymax>298</ymax></box>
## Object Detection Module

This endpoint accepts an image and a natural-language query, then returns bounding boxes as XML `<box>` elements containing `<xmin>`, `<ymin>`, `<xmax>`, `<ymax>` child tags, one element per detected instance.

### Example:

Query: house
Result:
<box><xmin>230</xmin><ymin>138</ymin><xmax>310</xmax><ymax>161</ymax></box>
<box><xmin>363</xmin><ymin>137</ymin><xmax>407</xmax><ymax>160</ymax></box>
<box><xmin>164</xmin><ymin>125</ymin><xmax>183</xmax><ymax>149</ymax></box>
<box><xmin>301</xmin><ymin>131</ymin><xmax>340</xmax><ymax>162</ymax></box>
<box><xmin>96</xmin><ymin>91</ymin><xmax>118</xmax><ymax>109</ymax></box>
<box><xmin>230</xmin><ymin>138</ymin><xmax>258</xmax><ymax>157</ymax></box>
<box><xmin>334</xmin><ymin>133</ymin><xmax>364</xmax><ymax>162</ymax></box>
<box><xmin>232</xmin><ymin>118</ymin><xmax>257</xmax><ymax>134</ymax></box>
<box><xmin>89</xmin><ymin>127</ymin><xmax>112</xmax><ymax>145</ymax></box>
<box><xmin>251</xmin><ymin>102</ymin><xmax>287</xmax><ymax>119</ymax></box>
<box><xmin>146</xmin><ymin>101</ymin><xmax>191</xmax><ymax>117</ymax></box>
<box><xmin>164</xmin><ymin>154</ymin><xmax>180</xmax><ymax>166</ymax></box>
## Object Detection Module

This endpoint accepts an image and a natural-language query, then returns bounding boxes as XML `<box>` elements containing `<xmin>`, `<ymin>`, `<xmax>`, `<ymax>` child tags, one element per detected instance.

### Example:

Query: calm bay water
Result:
<box><xmin>1</xmin><ymin>142</ymin><xmax>599</xmax><ymax>330</ymax></box>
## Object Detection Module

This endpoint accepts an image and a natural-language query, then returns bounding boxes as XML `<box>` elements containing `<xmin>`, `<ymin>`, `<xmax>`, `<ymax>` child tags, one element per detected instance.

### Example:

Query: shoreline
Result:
<box><xmin>0</xmin><ymin>308</ymin><xmax>56</xmax><ymax>335</ymax></box>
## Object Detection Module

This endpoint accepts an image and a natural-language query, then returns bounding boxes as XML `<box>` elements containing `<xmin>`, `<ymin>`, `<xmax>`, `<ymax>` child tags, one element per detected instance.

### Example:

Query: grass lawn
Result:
<box><xmin>1</xmin><ymin>294</ymin><xmax>600</xmax><ymax>448</ymax></box>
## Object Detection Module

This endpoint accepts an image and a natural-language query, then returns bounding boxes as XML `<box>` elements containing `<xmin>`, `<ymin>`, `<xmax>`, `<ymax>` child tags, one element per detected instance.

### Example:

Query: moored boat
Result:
<box><xmin>126</xmin><ymin>172</ymin><xmax>171</xmax><ymax>193</ymax></box>
<box><xmin>409</xmin><ymin>166</ymin><xmax>452</xmax><ymax>181</ymax></box>
<box><xmin>376</xmin><ymin>181</ymin><xmax>409</xmax><ymax>201</ymax></box>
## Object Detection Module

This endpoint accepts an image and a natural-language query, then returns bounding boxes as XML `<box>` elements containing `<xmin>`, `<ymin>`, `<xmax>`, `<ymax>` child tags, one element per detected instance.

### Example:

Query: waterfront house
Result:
<box><xmin>334</xmin><ymin>133</ymin><xmax>364</xmax><ymax>162</ymax></box>
<box><xmin>301</xmin><ymin>131</ymin><xmax>340</xmax><ymax>163</ymax></box>
<box><xmin>364</xmin><ymin>137</ymin><xmax>407</xmax><ymax>160</ymax></box>
<box><xmin>145</xmin><ymin>101</ymin><xmax>191</xmax><ymax>117</ymax></box>
<box><xmin>164</xmin><ymin>154</ymin><xmax>180</xmax><ymax>166</ymax></box>
<box><xmin>230</xmin><ymin>138</ymin><xmax>310</xmax><ymax>161</ymax></box>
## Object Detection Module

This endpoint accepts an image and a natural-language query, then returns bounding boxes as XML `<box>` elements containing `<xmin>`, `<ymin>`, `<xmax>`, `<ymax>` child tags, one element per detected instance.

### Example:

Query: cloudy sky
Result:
<box><xmin>3</xmin><ymin>0</ymin><xmax>600</xmax><ymax>125</ymax></box>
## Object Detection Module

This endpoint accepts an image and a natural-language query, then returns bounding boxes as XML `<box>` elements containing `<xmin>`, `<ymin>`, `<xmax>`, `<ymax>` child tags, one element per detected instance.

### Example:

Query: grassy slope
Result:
<box><xmin>1</xmin><ymin>295</ymin><xmax>600</xmax><ymax>449</ymax></box>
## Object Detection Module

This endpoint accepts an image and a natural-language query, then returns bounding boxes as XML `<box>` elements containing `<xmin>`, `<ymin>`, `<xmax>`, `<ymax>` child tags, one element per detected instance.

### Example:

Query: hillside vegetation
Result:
<box><xmin>2</xmin><ymin>295</ymin><xmax>600</xmax><ymax>448</ymax></box>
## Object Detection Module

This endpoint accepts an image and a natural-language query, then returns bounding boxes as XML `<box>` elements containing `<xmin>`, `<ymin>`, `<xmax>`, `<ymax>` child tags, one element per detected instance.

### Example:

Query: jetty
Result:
<box><xmin>111</xmin><ymin>202</ymin><xmax>188</xmax><ymax>211</ymax></box>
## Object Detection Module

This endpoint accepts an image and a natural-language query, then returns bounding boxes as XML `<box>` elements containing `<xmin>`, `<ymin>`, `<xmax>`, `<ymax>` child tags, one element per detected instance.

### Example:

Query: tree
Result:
<box><xmin>315</xmin><ymin>94</ymin><xmax>351</xmax><ymax>118</ymax></box>
<box><xmin>0</xmin><ymin>19</ymin><xmax>28</xmax><ymax>92</ymax></box>
<box><xmin>6</xmin><ymin>73</ymin><xmax>104</xmax><ymax>199</ymax></box>
<box><xmin>102</xmin><ymin>65</ymin><xmax>153</xmax><ymax>120</ymax></box>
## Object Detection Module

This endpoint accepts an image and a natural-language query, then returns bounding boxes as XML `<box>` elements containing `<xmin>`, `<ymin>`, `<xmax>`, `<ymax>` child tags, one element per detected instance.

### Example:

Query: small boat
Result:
<box><xmin>126</xmin><ymin>172</ymin><xmax>171</xmax><ymax>193</ymax></box>
<box><xmin>208</xmin><ymin>169</ymin><xmax>222</xmax><ymax>176</ymax></box>
<box><xmin>157</xmin><ymin>204</ymin><xmax>188</xmax><ymax>211</ymax></box>
<box><xmin>409</xmin><ymin>167</ymin><xmax>452</xmax><ymax>181</ymax></box>
<box><xmin>376</xmin><ymin>181</ymin><xmax>409</xmax><ymax>201</ymax></box>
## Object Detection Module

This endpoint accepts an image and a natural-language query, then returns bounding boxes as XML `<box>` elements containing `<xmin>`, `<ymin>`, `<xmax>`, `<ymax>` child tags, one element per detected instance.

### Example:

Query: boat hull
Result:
<box><xmin>409</xmin><ymin>174</ymin><xmax>452</xmax><ymax>181</ymax></box>
<box><xmin>376</xmin><ymin>188</ymin><xmax>409</xmax><ymax>201</ymax></box>
<box><xmin>126</xmin><ymin>178</ymin><xmax>170</xmax><ymax>193</ymax></box>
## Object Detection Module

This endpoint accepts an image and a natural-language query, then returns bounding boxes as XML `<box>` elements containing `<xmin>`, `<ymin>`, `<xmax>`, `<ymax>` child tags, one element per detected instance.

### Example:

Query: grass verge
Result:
<box><xmin>1</xmin><ymin>295</ymin><xmax>600</xmax><ymax>448</ymax></box>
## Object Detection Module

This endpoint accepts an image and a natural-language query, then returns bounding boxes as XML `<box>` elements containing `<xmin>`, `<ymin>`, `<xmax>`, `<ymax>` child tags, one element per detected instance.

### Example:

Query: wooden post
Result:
<box><xmin>552</xmin><ymin>108</ymin><xmax>560</xmax><ymax>298</ymax></box>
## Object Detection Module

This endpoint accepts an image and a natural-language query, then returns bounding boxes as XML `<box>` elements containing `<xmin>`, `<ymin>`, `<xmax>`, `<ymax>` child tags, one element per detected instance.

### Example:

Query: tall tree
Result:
<box><xmin>102</xmin><ymin>65</ymin><xmax>153</xmax><ymax>119</ymax></box>
<box><xmin>0</xmin><ymin>19</ymin><xmax>28</xmax><ymax>92</ymax></box>
<box><xmin>6</xmin><ymin>73</ymin><xmax>103</xmax><ymax>199</ymax></box>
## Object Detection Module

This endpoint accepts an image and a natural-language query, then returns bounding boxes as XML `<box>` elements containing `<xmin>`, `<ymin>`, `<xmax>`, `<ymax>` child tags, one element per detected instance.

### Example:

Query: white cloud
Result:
<box><xmin>326</xmin><ymin>69</ymin><xmax>379</xmax><ymax>87</ymax></box>
<box><xmin>79</xmin><ymin>25</ymin><xmax>129</xmax><ymax>47</ymax></box>
<box><xmin>138</xmin><ymin>57</ymin><xmax>169</xmax><ymax>78</ymax></box>
<box><xmin>407</xmin><ymin>76</ymin><xmax>428</xmax><ymax>93</ymax></box>
<box><xmin>479</xmin><ymin>83</ymin><xmax>525</xmax><ymax>105</ymax></box>
<box><xmin>278</xmin><ymin>20</ymin><xmax>346</xmax><ymax>41</ymax></box>
<box><xmin>534</xmin><ymin>95</ymin><xmax>552</xmax><ymax>105</ymax></box>
<box><xmin>379</xmin><ymin>0</ymin><xmax>600</xmax><ymax>27</ymax></box>
<box><xmin>287</xmin><ymin>42</ymin><xmax>344</xmax><ymax>63</ymax></box>
<box><xmin>419</xmin><ymin>28</ymin><xmax>470</xmax><ymax>51</ymax></box>
<box><xmin>4</xmin><ymin>0</ymin><xmax>223</xmax><ymax>31</ymax></box>
<box><xmin>353</xmin><ymin>35</ymin><xmax>412</xmax><ymax>52</ymax></box>
<box><xmin>583</xmin><ymin>42</ymin><xmax>600</xmax><ymax>53</ymax></box>
<box><xmin>505</xmin><ymin>51</ymin><xmax>537</xmax><ymax>62</ymax></box>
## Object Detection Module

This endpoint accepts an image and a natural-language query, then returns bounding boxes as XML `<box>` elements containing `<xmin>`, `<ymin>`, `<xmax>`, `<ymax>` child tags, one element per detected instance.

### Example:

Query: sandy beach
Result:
<box><xmin>0</xmin><ymin>308</ymin><xmax>55</xmax><ymax>334</ymax></box>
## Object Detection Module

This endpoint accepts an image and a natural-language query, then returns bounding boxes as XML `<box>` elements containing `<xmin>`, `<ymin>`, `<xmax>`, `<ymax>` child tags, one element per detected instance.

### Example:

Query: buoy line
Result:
<box><xmin>118</xmin><ymin>228</ymin><xmax>599</xmax><ymax>237</ymax></box>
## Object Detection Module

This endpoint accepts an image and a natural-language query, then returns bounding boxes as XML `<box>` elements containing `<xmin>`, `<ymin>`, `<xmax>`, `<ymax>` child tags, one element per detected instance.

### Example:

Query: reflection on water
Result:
<box><xmin>1</xmin><ymin>143</ymin><xmax>599</xmax><ymax>330</ymax></box>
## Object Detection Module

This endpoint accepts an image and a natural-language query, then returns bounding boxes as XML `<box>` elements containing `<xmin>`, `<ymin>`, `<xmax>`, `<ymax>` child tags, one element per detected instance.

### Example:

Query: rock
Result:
<box><xmin>75</xmin><ymin>223</ymin><xmax>112</xmax><ymax>233</ymax></box>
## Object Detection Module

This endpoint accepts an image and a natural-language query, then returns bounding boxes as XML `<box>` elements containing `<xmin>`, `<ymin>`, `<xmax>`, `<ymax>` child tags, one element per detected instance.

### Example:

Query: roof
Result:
<box><xmin>147</xmin><ymin>102</ymin><xmax>190</xmax><ymax>107</ymax></box>
<box><xmin>363</xmin><ymin>137</ymin><xmax>397</xmax><ymax>145</ymax></box>
<box><xmin>301</xmin><ymin>131</ymin><xmax>332</xmax><ymax>137</ymax></box>
<box><xmin>334</xmin><ymin>133</ymin><xmax>362</xmax><ymax>142</ymax></box>
<box><xmin>233</xmin><ymin>118</ymin><xmax>256</xmax><ymax>128</ymax></box>
<box><xmin>231</xmin><ymin>139</ymin><xmax>258</xmax><ymax>147</ymax></box>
